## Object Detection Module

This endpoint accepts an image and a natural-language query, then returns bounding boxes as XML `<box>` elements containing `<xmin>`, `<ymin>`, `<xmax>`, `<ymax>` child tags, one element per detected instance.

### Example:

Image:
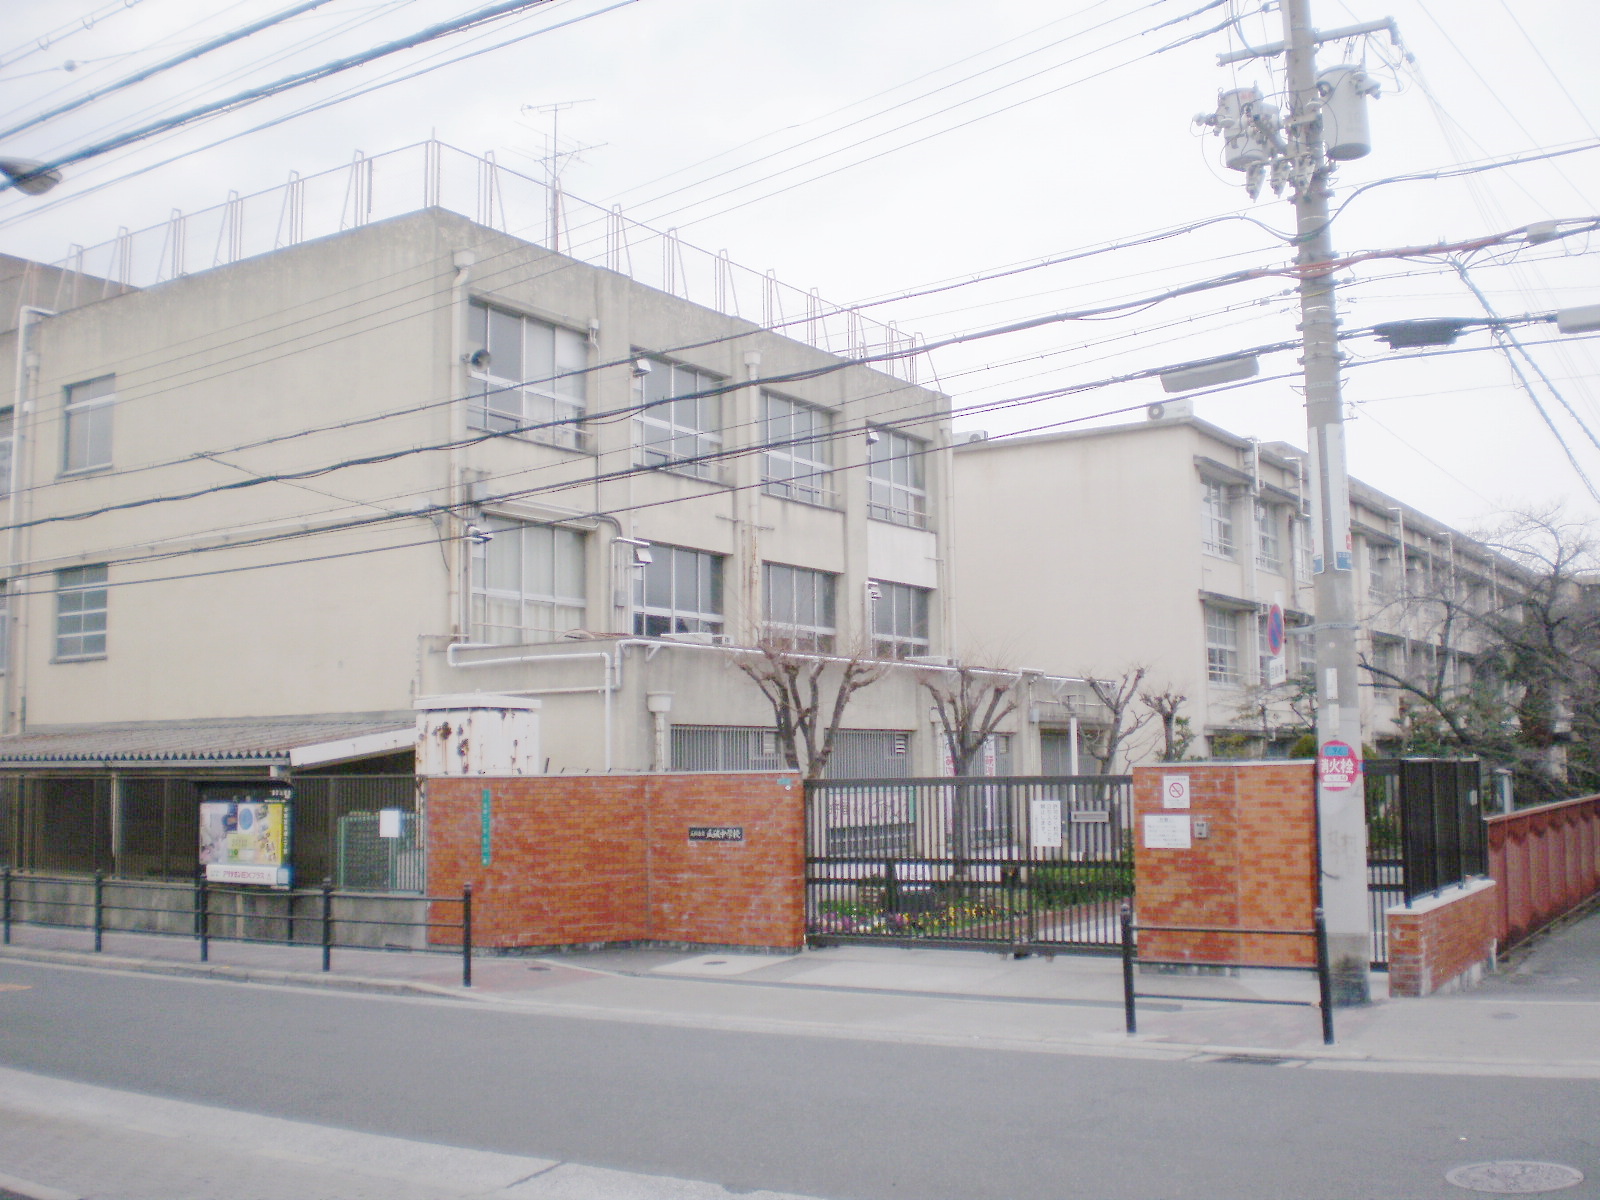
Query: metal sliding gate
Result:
<box><xmin>805</xmin><ymin>776</ymin><xmax>1134</xmax><ymax>952</ymax></box>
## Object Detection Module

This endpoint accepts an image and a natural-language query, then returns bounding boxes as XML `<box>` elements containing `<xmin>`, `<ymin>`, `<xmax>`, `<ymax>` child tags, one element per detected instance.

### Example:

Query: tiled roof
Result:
<box><xmin>0</xmin><ymin>715</ymin><xmax>414</xmax><ymax>766</ymax></box>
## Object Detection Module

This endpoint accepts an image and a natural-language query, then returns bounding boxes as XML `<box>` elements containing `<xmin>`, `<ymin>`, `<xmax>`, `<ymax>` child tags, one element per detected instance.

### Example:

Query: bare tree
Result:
<box><xmin>1083</xmin><ymin>668</ymin><xmax>1154</xmax><ymax>773</ymax></box>
<box><xmin>1139</xmin><ymin>688</ymin><xmax>1193</xmax><ymax>762</ymax></box>
<box><xmin>738</xmin><ymin>637</ymin><xmax>888</xmax><ymax>779</ymax></box>
<box><xmin>921</xmin><ymin>663</ymin><xmax>1021</xmax><ymax>777</ymax></box>
<box><xmin>1361</xmin><ymin>508</ymin><xmax>1600</xmax><ymax>804</ymax></box>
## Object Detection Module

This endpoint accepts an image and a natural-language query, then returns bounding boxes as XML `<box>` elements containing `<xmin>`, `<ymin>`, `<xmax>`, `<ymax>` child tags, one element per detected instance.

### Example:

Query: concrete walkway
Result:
<box><xmin>5</xmin><ymin>901</ymin><xmax>1600</xmax><ymax>1078</ymax></box>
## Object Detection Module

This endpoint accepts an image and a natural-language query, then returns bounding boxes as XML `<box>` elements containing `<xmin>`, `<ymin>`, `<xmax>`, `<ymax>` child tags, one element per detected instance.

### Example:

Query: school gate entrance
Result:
<box><xmin>805</xmin><ymin>776</ymin><xmax>1134</xmax><ymax>951</ymax></box>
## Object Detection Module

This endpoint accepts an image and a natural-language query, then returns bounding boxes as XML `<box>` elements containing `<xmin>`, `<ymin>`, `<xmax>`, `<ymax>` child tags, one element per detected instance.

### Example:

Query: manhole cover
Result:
<box><xmin>1446</xmin><ymin>1162</ymin><xmax>1584</xmax><ymax>1194</ymax></box>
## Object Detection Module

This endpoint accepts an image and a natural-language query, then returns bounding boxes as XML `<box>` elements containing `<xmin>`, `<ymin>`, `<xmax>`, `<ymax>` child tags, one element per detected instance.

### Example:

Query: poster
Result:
<box><xmin>199</xmin><ymin>788</ymin><xmax>292</xmax><ymax>886</ymax></box>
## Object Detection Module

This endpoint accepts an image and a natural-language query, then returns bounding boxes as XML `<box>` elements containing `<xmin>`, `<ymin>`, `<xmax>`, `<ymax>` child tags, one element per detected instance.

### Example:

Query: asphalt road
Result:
<box><xmin>2</xmin><ymin>958</ymin><xmax>1597</xmax><ymax>1200</ymax></box>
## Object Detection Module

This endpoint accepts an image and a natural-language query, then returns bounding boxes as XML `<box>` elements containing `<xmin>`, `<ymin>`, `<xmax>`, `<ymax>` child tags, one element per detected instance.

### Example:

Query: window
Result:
<box><xmin>762</xmin><ymin>394</ymin><xmax>833</xmax><ymax>505</ymax></box>
<box><xmin>634</xmin><ymin>356</ymin><xmax>722</xmax><ymax>479</ymax></box>
<box><xmin>63</xmin><ymin>376</ymin><xmax>114</xmax><ymax>473</ymax></box>
<box><xmin>635</xmin><ymin>545</ymin><xmax>724</xmax><ymax>636</ymax></box>
<box><xmin>1368</xmin><ymin>543</ymin><xmax>1393</xmax><ymax>601</ymax></box>
<box><xmin>469</xmin><ymin>518</ymin><xmax>586</xmax><ymax>645</ymax></box>
<box><xmin>56</xmin><ymin>565</ymin><xmax>107</xmax><ymax>660</ymax></box>
<box><xmin>1255</xmin><ymin>503</ymin><xmax>1283</xmax><ymax>573</ymax></box>
<box><xmin>867</xmin><ymin>429</ymin><xmax>927</xmax><ymax>527</ymax></box>
<box><xmin>763</xmin><ymin>563</ymin><xmax>837</xmax><ymax>652</ymax></box>
<box><xmin>1202</xmin><ymin>480</ymin><xmax>1235</xmax><ymax>558</ymax></box>
<box><xmin>1205</xmin><ymin>605</ymin><xmax>1240</xmax><ymax>684</ymax></box>
<box><xmin>870</xmin><ymin>579</ymin><xmax>930</xmax><ymax>658</ymax></box>
<box><xmin>466</xmin><ymin>301</ymin><xmax>588</xmax><ymax>450</ymax></box>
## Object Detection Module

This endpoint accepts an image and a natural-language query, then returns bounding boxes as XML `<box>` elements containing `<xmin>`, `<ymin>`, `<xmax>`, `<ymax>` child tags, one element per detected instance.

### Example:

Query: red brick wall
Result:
<box><xmin>424</xmin><ymin>773</ymin><xmax>804</xmax><ymax>951</ymax></box>
<box><xmin>1487</xmin><ymin>795</ymin><xmax>1600</xmax><ymax>949</ymax></box>
<box><xmin>1132</xmin><ymin>763</ymin><xmax>1318</xmax><ymax>968</ymax></box>
<box><xmin>1386</xmin><ymin>881</ymin><xmax>1498</xmax><ymax>997</ymax></box>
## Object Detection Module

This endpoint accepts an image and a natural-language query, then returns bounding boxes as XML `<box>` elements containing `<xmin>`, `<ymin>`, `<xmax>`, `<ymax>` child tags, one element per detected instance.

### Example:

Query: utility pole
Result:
<box><xmin>1200</xmin><ymin>2</ymin><xmax>1397</xmax><ymax>1004</ymax></box>
<box><xmin>1281</xmin><ymin>0</ymin><xmax>1368</xmax><ymax>1006</ymax></box>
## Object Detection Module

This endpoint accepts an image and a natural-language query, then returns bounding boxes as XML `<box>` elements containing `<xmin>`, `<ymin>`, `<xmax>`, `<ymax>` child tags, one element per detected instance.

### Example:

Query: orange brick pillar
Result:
<box><xmin>1132</xmin><ymin>763</ymin><xmax>1319</xmax><ymax>967</ymax></box>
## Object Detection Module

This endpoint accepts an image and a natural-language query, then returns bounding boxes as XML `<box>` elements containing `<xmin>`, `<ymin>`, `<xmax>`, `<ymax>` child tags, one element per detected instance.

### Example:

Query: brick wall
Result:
<box><xmin>1487</xmin><ymin>795</ymin><xmax>1600</xmax><ymax>949</ymax></box>
<box><xmin>424</xmin><ymin>773</ymin><xmax>804</xmax><ymax>951</ymax></box>
<box><xmin>1386</xmin><ymin>879</ymin><xmax>1498</xmax><ymax>997</ymax></box>
<box><xmin>1132</xmin><ymin>763</ymin><xmax>1318</xmax><ymax>968</ymax></box>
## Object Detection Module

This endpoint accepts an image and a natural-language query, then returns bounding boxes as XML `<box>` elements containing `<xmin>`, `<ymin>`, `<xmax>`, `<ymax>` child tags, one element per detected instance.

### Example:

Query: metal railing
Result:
<box><xmin>1</xmin><ymin>868</ymin><xmax>474</xmax><ymax>987</ymax></box>
<box><xmin>1119</xmin><ymin>903</ymin><xmax>1335</xmax><ymax>1045</ymax></box>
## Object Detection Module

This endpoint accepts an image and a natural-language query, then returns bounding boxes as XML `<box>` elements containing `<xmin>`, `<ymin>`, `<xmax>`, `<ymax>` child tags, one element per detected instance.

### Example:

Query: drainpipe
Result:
<box><xmin>448</xmin><ymin>251</ymin><xmax>474</xmax><ymax>637</ymax></box>
<box><xmin>5</xmin><ymin>306</ymin><xmax>54</xmax><ymax>735</ymax></box>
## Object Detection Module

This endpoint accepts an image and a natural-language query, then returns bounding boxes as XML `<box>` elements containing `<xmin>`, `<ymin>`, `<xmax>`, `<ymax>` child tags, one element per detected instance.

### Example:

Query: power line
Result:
<box><xmin>0</xmin><ymin>0</ymin><xmax>573</xmax><ymax>192</ymax></box>
<box><xmin>0</xmin><ymin>0</ymin><xmax>344</xmax><ymax>144</ymax></box>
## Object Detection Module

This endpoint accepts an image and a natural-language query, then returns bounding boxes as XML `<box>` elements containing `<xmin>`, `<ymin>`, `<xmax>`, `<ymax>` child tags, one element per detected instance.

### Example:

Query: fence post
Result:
<box><xmin>93</xmin><ymin>870</ymin><xmax>104</xmax><ymax>952</ymax></box>
<box><xmin>2</xmin><ymin>867</ymin><xmax>11</xmax><ymax>945</ymax></box>
<box><xmin>321</xmin><ymin>879</ymin><xmax>334</xmax><ymax>973</ymax></box>
<box><xmin>197</xmin><ymin>874</ymin><xmax>210</xmax><ymax>962</ymax></box>
<box><xmin>462</xmin><ymin>883</ymin><xmax>473</xmax><ymax>989</ymax></box>
<box><xmin>1314</xmin><ymin>906</ymin><xmax>1335</xmax><ymax>1046</ymax></box>
<box><xmin>1120</xmin><ymin>901</ymin><xmax>1137</xmax><ymax>1035</ymax></box>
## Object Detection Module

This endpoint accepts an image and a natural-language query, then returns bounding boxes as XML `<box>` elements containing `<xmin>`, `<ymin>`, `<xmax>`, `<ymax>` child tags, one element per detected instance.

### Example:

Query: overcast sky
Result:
<box><xmin>2</xmin><ymin>0</ymin><xmax>1596</xmax><ymax>536</ymax></box>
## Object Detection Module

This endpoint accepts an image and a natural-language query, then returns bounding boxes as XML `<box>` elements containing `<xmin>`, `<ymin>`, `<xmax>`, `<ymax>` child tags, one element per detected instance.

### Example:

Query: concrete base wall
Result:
<box><xmin>1387</xmin><ymin>878</ymin><xmax>1499</xmax><ymax>998</ymax></box>
<box><xmin>423</xmin><ymin>773</ymin><xmax>805</xmax><ymax>951</ymax></box>
<box><xmin>1</xmin><ymin>875</ymin><xmax>432</xmax><ymax>949</ymax></box>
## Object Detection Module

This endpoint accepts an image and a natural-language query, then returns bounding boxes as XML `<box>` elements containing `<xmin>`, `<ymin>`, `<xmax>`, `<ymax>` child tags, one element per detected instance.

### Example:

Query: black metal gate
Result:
<box><xmin>805</xmin><ymin>775</ymin><xmax>1133</xmax><ymax>951</ymax></box>
<box><xmin>1365</xmin><ymin>758</ymin><xmax>1486</xmax><ymax>967</ymax></box>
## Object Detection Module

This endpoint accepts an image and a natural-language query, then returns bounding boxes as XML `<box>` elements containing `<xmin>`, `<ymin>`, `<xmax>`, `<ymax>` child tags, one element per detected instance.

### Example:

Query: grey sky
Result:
<box><xmin>2</xmin><ymin>0</ymin><xmax>1596</xmax><ymax>533</ymax></box>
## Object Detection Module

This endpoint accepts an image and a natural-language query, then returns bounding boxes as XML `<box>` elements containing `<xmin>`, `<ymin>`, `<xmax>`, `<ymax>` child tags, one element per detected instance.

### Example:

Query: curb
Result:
<box><xmin>0</xmin><ymin>1168</ymin><xmax>79</xmax><ymax>1200</ymax></box>
<box><xmin>0</xmin><ymin>944</ymin><xmax>472</xmax><ymax>1003</ymax></box>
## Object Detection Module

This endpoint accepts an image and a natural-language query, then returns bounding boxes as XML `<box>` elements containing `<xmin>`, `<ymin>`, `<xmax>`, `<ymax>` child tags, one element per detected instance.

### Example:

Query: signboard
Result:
<box><xmin>1143</xmin><ymin>813</ymin><xmax>1192</xmax><ymax>850</ymax></box>
<box><xmin>1162</xmin><ymin>774</ymin><xmax>1191</xmax><ymax>809</ymax></box>
<box><xmin>1030</xmin><ymin>799</ymin><xmax>1063</xmax><ymax>849</ymax></box>
<box><xmin>198</xmin><ymin>787</ymin><xmax>291</xmax><ymax>887</ymax></box>
<box><xmin>481</xmin><ymin>788</ymin><xmax>493</xmax><ymax>866</ymax></box>
<box><xmin>1317</xmin><ymin>739</ymin><xmax>1361</xmax><ymax>792</ymax></box>
<box><xmin>689</xmin><ymin>826</ymin><xmax>744</xmax><ymax>842</ymax></box>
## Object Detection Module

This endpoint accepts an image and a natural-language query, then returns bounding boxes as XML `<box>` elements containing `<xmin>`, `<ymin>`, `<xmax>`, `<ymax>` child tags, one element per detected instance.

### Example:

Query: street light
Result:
<box><xmin>0</xmin><ymin>158</ymin><xmax>62</xmax><ymax>196</ymax></box>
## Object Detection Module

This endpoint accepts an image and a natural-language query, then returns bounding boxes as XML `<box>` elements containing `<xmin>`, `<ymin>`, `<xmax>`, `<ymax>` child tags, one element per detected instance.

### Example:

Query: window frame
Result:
<box><xmin>1205</xmin><ymin>604</ymin><xmax>1240</xmax><ymax>685</ymax></box>
<box><xmin>466</xmin><ymin>300</ymin><xmax>589</xmax><ymax>451</ymax></box>
<box><xmin>1255</xmin><ymin>502</ymin><xmax>1283</xmax><ymax>573</ymax></box>
<box><xmin>762</xmin><ymin>562</ymin><xmax>837</xmax><ymax>652</ymax></box>
<box><xmin>55</xmin><ymin>564</ymin><xmax>108</xmax><ymax>661</ymax></box>
<box><xmin>870</xmin><ymin>579</ymin><xmax>931</xmax><ymax>659</ymax></box>
<box><xmin>63</xmin><ymin>376</ymin><xmax>115</xmax><ymax>474</ymax></box>
<box><xmin>468</xmin><ymin>517</ymin><xmax>587</xmax><ymax>645</ymax></box>
<box><xmin>761</xmin><ymin>393</ymin><xmax>834</xmax><ymax>506</ymax></box>
<box><xmin>1202</xmin><ymin>479</ymin><xmax>1235</xmax><ymax>559</ymax></box>
<box><xmin>634</xmin><ymin>545</ymin><xmax>725</xmax><ymax>636</ymax></box>
<box><xmin>867</xmin><ymin>428</ymin><xmax>928</xmax><ymax>528</ymax></box>
<box><xmin>633</xmin><ymin>356</ymin><xmax>724</xmax><ymax>481</ymax></box>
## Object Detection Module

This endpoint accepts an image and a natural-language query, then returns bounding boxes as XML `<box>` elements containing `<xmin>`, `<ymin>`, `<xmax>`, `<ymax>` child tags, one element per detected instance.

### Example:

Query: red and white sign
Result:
<box><xmin>1162</xmin><ymin>774</ymin><xmax>1191</xmax><ymax>809</ymax></box>
<box><xmin>1317</xmin><ymin>739</ymin><xmax>1361</xmax><ymax>792</ymax></box>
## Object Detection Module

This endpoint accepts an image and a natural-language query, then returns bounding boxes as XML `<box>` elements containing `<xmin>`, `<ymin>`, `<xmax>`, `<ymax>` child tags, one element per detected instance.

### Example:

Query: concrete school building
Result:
<box><xmin>952</xmin><ymin>410</ymin><xmax>1526</xmax><ymax>761</ymax></box>
<box><xmin>0</xmin><ymin>149</ymin><xmax>1106</xmax><ymax>880</ymax></box>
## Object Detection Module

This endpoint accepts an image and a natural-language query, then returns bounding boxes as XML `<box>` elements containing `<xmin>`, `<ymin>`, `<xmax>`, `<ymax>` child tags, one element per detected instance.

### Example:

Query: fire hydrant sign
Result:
<box><xmin>1317</xmin><ymin>739</ymin><xmax>1361</xmax><ymax>791</ymax></box>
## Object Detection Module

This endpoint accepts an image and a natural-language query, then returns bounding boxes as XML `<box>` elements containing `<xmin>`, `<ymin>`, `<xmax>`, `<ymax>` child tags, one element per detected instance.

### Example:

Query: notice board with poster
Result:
<box><xmin>198</xmin><ymin>785</ymin><xmax>293</xmax><ymax>887</ymax></box>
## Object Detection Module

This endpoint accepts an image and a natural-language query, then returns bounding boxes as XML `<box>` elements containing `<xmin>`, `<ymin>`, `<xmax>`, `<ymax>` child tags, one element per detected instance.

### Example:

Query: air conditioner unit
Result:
<box><xmin>663</xmin><ymin>631</ymin><xmax>731</xmax><ymax>646</ymax></box>
<box><xmin>1146</xmin><ymin>399</ymin><xmax>1194</xmax><ymax>421</ymax></box>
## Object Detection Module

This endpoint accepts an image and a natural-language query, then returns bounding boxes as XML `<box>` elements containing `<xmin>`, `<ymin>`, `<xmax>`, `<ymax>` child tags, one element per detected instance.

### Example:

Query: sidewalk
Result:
<box><xmin>4</xmin><ymin>904</ymin><xmax>1600</xmax><ymax>1077</ymax></box>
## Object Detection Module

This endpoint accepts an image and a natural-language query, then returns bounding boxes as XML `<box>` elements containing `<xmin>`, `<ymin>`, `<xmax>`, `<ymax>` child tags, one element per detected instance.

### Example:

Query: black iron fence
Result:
<box><xmin>1365</xmin><ymin>758</ymin><xmax>1487</xmax><ymax>966</ymax></box>
<box><xmin>0</xmin><ymin>867</ymin><xmax>473</xmax><ymax>986</ymax></box>
<box><xmin>1119</xmin><ymin>904</ymin><xmax>1335</xmax><ymax>1045</ymax></box>
<box><xmin>0</xmin><ymin>775</ymin><xmax>418</xmax><ymax>890</ymax></box>
<box><xmin>806</xmin><ymin>775</ymin><xmax>1134</xmax><ymax>951</ymax></box>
